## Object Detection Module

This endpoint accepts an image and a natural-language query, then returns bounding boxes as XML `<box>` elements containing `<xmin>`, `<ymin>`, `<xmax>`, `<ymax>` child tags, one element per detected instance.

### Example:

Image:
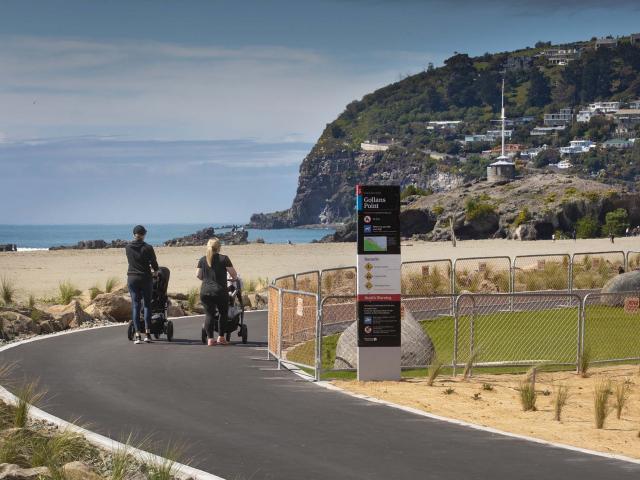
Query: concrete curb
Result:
<box><xmin>0</xmin><ymin>317</ymin><xmax>227</xmax><ymax>480</ymax></box>
<box><xmin>279</xmin><ymin>361</ymin><xmax>640</xmax><ymax>466</ymax></box>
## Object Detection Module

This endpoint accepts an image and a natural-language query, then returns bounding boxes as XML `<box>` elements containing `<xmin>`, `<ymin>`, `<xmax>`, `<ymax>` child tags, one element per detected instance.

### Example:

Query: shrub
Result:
<box><xmin>602</xmin><ymin>208</ymin><xmax>629</xmax><ymax>237</ymax></box>
<box><xmin>443</xmin><ymin>388</ymin><xmax>455</xmax><ymax>395</ymax></box>
<box><xmin>0</xmin><ymin>277</ymin><xmax>16</xmax><ymax>306</ymax></box>
<box><xmin>464</xmin><ymin>196</ymin><xmax>496</xmax><ymax>221</ymax></box>
<box><xmin>27</xmin><ymin>294</ymin><xmax>35</xmax><ymax>309</ymax></box>
<box><xmin>576</xmin><ymin>215</ymin><xmax>600</xmax><ymax>239</ymax></box>
<box><xmin>432</xmin><ymin>205</ymin><xmax>445</xmax><ymax>216</ymax></box>
<box><xmin>613</xmin><ymin>380</ymin><xmax>630</xmax><ymax>420</ymax></box>
<box><xmin>426</xmin><ymin>356</ymin><xmax>443</xmax><ymax>386</ymax></box>
<box><xmin>553</xmin><ymin>384</ymin><xmax>569</xmax><ymax>421</ymax></box>
<box><xmin>518</xmin><ymin>367</ymin><xmax>540</xmax><ymax>412</ymax></box>
<box><xmin>401</xmin><ymin>184</ymin><xmax>432</xmax><ymax>199</ymax></box>
<box><xmin>513</xmin><ymin>207</ymin><xmax>531</xmax><ymax>227</ymax></box>
<box><xmin>104</xmin><ymin>277</ymin><xmax>120</xmax><ymax>293</ymax></box>
<box><xmin>482</xmin><ymin>383</ymin><xmax>493</xmax><ymax>391</ymax></box>
<box><xmin>593</xmin><ymin>378</ymin><xmax>611</xmax><ymax>429</ymax></box>
<box><xmin>186</xmin><ymin>288</ymin><xmax>199</xmax><ymax>311</ymax></box>
<box><xmin>58</xmin><ymin>281</ymin><xmax>80</xmax><ymax>305</ymax></box>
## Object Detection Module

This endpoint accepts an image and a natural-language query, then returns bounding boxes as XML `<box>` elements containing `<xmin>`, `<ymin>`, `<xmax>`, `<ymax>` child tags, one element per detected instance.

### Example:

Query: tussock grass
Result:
<box><xmin>426</xmin><ymin>356</ymin><xmax>443</xmax><ymax>386</ymax></box>
<box><xmin>89</xmin><ymin>285</ymin><xmax>102</xmax><ymax>301</ymax></box>
<box><xmin>58</xmin><ymin>281</ymin><xmax>80</xmax><ymax>305</ymax></box>
<box><xmin>109</xmin><ymin>434</ymin><xmax>136</xmax><ymax>480</ymax></box>
<box><xmin>518</xmin><ymin>365</ymin><xmax>542</xmax><ymax>412</ymax></box>
<box><xmin>27</xmin><ymin>294</ymin><xmax>35</xmax><ymax>309</ymax></box>
<box><xmin>580</xmin><ymin>347</ymin><xmax>592</xmax><ymax>378</ymax></box>
<box><xmin>553</xmin><ymin>384</ymin><xmax>569</xmax><ymax>421</ymax></box>
<box><xmin>462</xmin><ymin>348</ymin><xmax>480</xmax><ymax>380</ymax></box>
<box><xmin>186</xmin><ymin>288</ymin><xmax>199</xmax><ymax>311</ymax></box>
<box><xmin>593</xmin><ymin>378</ymin><xmax>611</xmax><ymax>429</ymax></box>
<box><xmin>30</xmin><ymin>427</ymin><xmax>95</xmax><ymax>472</ymax></box>
<box><xmin>104</xmin><ymin>277</ymin><xmax>119</xmax><ymax>294</ymax></box>
<box><xmin>0</xmin><ymin>276</ymin><xmax>16</xmax><ymax>306</ymax></box>
<box><xmin>613</xmin><ymin>380</ymin><xmax>630</xmax><ymax>420</ymax></box>
<box><xmin>145</xmin><ymin>442</ymin><xmax>185</xmax><ymax>480</ymax></box>
<box><xmin>14</xmin><ymin>381</ymin><xmax>46</xmax><ymax>428</ymax></box>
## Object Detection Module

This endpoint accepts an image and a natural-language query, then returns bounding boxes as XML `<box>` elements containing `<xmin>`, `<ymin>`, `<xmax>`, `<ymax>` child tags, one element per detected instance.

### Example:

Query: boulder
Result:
<box><xmin>333</xmin><ymin>310</ymin><xmax>435</xmax><ymax>369</ymax></box>
<box><xmin>242</xmin><ymin>293</ymin><xmax>252</xmax><ymax>309</ymax></box>
<box><xmin>248</xmin><ymin>293</ymin><xmax>268</xmax><ymax>310</ymax></box>
<box><xmin>167</xmin><ymin>303</ymin><xmax>185</xmax><ymax>317</ymax></box>
<box><xmin>602</xmin><ymin>270</ymin><xmax>640</xmax><ymax>294</ymax></box>
<box><xmin>86</xmin><ymin>293</ymin><xmax>131</xmax><ymax>322</ymax></box>
<box><xmin>0</xmin><ymin>463</ymin><xmax>50</xmax><ymax>479</ymax></box>
<box><xmin>164</xmin><ymin>227</ymin><xmax>249</xmax><ymax>246</ymax></box>
<box><xmin>62</xmin><ymin>462</ymin><xmax>102</xmax><ymax>480</ymax></box>
<box><xmin>46</xmin><ymin>301</ymin><xmax>92</xmax><ymax>329</ymax></box>
<box><xmin>0</xmin><ymin>245</ymin><xmax>17</xmax><ymax>253</ymax></box>
<box><xmin>0</xmin><ymin>311</ymin><xmax>40</xmax><ymax>339</ymax></box>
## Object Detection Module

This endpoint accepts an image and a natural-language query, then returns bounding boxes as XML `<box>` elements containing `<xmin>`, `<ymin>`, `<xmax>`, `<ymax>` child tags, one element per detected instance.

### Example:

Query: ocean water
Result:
<box><xmin>0</xmin><ymin>224</ymin><xmax>335</xmax><ymax>250</ymax></box>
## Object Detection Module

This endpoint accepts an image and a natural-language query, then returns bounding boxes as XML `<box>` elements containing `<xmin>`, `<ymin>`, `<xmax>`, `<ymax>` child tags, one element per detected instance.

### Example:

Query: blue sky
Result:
<box><xmin>1</xmin><ymin>0</ymin><xmax>639</xmax><ymax>224</ymax></box>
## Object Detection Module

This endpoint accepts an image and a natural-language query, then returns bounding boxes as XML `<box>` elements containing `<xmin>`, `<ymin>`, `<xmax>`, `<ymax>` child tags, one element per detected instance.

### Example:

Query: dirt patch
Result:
<box><xmin>334</xmin><ymin>364</ymin><xmax>640</xmax><ymax>459</ymax></box>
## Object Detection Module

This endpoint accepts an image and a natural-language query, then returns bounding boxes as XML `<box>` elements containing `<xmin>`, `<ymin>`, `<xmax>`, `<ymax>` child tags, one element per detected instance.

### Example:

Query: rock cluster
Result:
<box><xmin>164</xmin><ymin>227</ymin><xmax>249</xmax><ymax>246</ymax></box>
<box><xmin>317</xmin><ymin>221</ymin><xmax>357</xmax><ymax>243</ymax></box>
<box><xmin>0</xmin><ymin>244</ymin><xmax>17</xmax><ymax>252</ymax></box>
<box><xmin>49</xmin><ymin>239</ymin><xmax>128</xmax><ymax>251</ymax></box>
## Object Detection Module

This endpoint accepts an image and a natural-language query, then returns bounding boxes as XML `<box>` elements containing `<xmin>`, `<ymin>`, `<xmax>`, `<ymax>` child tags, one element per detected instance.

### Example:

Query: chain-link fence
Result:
<box><xmin>318</xmin><ymin>295</ymin><xmax>358</xmax><ymax>378</ymax></box>
<box><xmin>455</xmin><ymin>293</ymin><xmax>581</xmax><ymax>373</ymax></box>
<box><xmin>279</xmin><ymin>290</ymin><xmax>319</xmax><ymax>373</ymax></box>
<box><xmin>273</xmin><ymin>274</ymin><xmax>295</xmax><ymax>290</ymax></box>
<box><xmin>320</xmin><ymin>267</ymin><xmax>356</xmax><ymax>297</ymax></box>
<box><xmin>453</xmin><ymin>256</ymin><xmax>511</xmax><ymax>294</ymax></box>
<box><xmin>571</xmin><ymin>251</ymin><xmax>625</xmax><ymax>293</ymax></box>
<box><xmin>627</xmin><ymin>251</ymin><xmax>640</xmax><ymax>271</ymax></box>
<box><xmin>513</xmin><ymin>254</ymin><xmax>570</xmax><ymax>292</ymax></box>
<box><xmin>401</xmin><ymin>260</ymin><xmax>453</xmax><ymax>296</ymax></box>
<box><xmin>582</xmin><ymin>292</ymin><xmax>640</xmax><ymax>366</ymax></box>
<box><xmin>295</xmin><ymin>270</ymin><xmax>320</xmax><ymax>295</ymax></box>
<box><xmin>267</xmin><ymin>286</ymin><xmax>281</xmax><ymax>359</ymax></box>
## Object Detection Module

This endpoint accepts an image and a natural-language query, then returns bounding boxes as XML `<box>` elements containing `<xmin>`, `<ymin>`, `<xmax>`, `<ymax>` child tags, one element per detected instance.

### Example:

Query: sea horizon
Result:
<box><xmin>0</xmin><ymin>223</ymin><xmax>335</xmax><ymax>249</ymax></box>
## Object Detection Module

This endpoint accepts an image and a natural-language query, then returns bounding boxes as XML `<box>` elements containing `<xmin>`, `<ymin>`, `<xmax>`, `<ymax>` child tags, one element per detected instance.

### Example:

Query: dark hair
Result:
<box><xmin>133</xmin><ymin>225</ymin><xmax>147</xmax><ymax>236</ymax></box>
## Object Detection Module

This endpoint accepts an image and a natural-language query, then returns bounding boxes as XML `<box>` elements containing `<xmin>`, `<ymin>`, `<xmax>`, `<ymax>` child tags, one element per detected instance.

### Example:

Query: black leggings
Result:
<box><xmin>202</xmin><ymin>294</ymin><xmax>228</xmax><ymax>339</ymax></box>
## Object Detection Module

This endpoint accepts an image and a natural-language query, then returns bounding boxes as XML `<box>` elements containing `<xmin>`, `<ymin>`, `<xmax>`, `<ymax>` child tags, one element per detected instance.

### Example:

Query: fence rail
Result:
<box><xmin>268</xmin><ymin>249</ymin><xmax>640</xmax><ymax>380</ymax></box>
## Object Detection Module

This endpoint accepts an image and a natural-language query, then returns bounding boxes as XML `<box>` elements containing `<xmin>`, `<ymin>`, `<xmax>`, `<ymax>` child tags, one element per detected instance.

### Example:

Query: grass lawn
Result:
<box><xmin>286</xmin><ymin>305</ymin><xmax>640</xmax><ymax>379</ymax></box>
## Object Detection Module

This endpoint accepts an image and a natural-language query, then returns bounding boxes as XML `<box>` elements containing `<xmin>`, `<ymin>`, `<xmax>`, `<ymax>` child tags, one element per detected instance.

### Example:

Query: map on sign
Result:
<box><xmin>363</xmin><ymin>236</ymin><xmax>387</xmax><ymax>252</ymax></box>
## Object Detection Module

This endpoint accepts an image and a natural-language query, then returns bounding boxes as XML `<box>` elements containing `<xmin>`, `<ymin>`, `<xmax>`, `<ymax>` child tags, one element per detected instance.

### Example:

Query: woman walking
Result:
<box><xmin>197</xmin><ymin>238</ymin><xmax>238</xmax><ymax>346</ymax></box>
<box><xmin>125</xmin><ymin>225</ymin><xmax>159</xmax><ymax>344</ymax></box>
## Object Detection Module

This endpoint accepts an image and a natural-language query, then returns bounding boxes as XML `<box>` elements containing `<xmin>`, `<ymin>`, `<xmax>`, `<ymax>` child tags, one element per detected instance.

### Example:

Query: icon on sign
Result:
<box><xmin>363</xmin><ymin>225</ymin><xmax>372</xmax><ymax>234</ymax></box>
<box><xmin>364</xmin><ymin>326</ymin><xmax>372</xmax><ymax>334</ymax></box>
<box><xmin>363</xmin><ymin>316</ymin><xmax>373</xmax><ymax>325</ymax></box>
<box><xmin>365</xmin><ymin>263</ymin><xmax>374</xmax><ymax>271</ymax></box>
<box><xmin>365</xmin><ymin>272</ymin><xmax>373</xmax><ymax>280</ymax></box>
<box><xmin>365</xmin><ymin>281</ymin><xmax>373</xmax><ymax>290</ymax></box>
<box><xmin>364</xmin><ymin>215</ymin><xmax>372</xmax><ymax>224</ymax></box>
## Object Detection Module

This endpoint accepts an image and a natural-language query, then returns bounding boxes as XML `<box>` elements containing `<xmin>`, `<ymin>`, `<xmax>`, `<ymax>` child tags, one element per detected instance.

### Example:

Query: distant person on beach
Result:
<box><xmin>197</xmin><ymin>238</ymin><xmax>238</xmax><ymax>346</ymax></box>
<box><xmin>125</xmin><ymin>225</ymin><xmax>159</xmax><ymax>344</ymax></box>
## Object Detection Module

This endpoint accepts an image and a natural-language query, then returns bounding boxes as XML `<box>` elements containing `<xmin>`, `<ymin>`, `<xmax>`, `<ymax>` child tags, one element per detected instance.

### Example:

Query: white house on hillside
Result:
<box><xmin>560</xmin><ymin>139</ymin><xmax>596</xmax><ymax>155</ymax></box>
<box><xmin>544</xmin><ymin>108</ymin><xmax>573</xmax><ymax>126</ymax></box>
<box><xmin>531</xmin><ymin>126</ymin><xmax>566</xmax><ymax>136</ymax></box>
<box><xmin>588</xmin><ymin>101</ymin><xmax>620</xmax><ymax>113</ymax></box>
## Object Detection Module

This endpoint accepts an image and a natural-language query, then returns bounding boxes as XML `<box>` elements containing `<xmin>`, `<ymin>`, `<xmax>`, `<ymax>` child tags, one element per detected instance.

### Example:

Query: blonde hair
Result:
<box><xmin>205</xmin><ymin>238</ymin><xmax>221</xmax><ymax>267</ymax></box>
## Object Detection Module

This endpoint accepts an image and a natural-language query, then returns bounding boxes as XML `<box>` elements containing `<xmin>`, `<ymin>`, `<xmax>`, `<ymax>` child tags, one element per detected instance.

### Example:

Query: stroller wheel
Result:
<box><xmin>240</xmin><ymin>324</ymin><xmax>248</xmax><ymax>344</ymax></box>
<box><xmin>225</xmin><ymin>331</ymin><xmax>231</xmax><ymax>342</ymax></box>
<box><xmin>166</xmin><ymin>321</ymin><xmax>174</xmax><ymax>342</ymax></box>
<box><xmin>201</xmin><ymin>327</ymin><xmax>207</xmax><ymax>345</ymax></box>
<box><xmin>127</xmin><ymin>322</ymin><xmax>134</xmax><ymax>341</ymax></box>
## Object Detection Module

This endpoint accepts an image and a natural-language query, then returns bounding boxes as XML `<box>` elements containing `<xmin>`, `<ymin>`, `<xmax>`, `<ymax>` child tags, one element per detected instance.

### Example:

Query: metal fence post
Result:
<box><xmin>277</xmin><ymin>289</ymin><xmax>283</xmax><ymax>370</ymax></box>
<box><xmin>315</xmin><ymin>296</ymin><xmax>322</xmax><ymax>381</ymax></box>
<box><xmin>577</xmin><ymin>294</ymin><xmax>586</xmax><ymax>374</ymax></box>
<box><xmin>469</xmin><ymin>296</ymin><xmax>476</xmax><ymax>378</ymax></box>
<box><xmin>453</xmin><ymin>295</ymin><xmax>459</xmax><ymax>377</ymax></box>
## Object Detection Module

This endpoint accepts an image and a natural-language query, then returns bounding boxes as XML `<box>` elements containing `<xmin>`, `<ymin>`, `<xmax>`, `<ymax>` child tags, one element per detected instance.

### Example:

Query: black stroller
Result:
<box><xmin>201</xmin><ymin>276</ymin><xmax>248</xmax><ymax>344</ymax></box>
<box><xmin>127</xmin><ymin>266</ymin><xmax>174</xmax><ymax>342</ymax></box>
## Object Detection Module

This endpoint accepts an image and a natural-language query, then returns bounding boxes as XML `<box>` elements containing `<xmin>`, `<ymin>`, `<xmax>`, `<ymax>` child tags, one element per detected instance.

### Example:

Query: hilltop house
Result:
<box><xmin>539</xmin><ymin>48</ymin><xmax>581</xmax><ymax>66</ymax></box>
<box><xmin>595</xmin><ymin>37</ymin><xmax>618</xmax><ymax>49</ymax></box>
<box><xmin>544</xmin><ymin>108</ymin><xmax>573</xmax><ymax>126</ymax></box>
<box><xmin>427</xmin><ymin>120</ymin><xmax>462</xmax><ymax>131</ymax></box>
<box><xmin>611</xmin><ymin>109</ymin><xmax>640</xmax><ymax>133</ymax></box>
<box><xmin>560</xmin><ymin>139</ymin><xmax>596</xmax><ymax>155</ymax></box>
<box><xmin>588</xmin><ymin>101</ymin><xmax>620</xmax><ymax>113</ymax></box>
<box><xmin>628</xmin><ymin>100</ymin><xmax>640</xmax><ymax>109</ymax></box>
<box><xmin>603</xmin><ymin>138</ymin><xmax>634</xmax><ymax>149</ymax></box>
<box><xmin>360</xmin><ymin>138</ymin><xmax>396</xmax><ymax>152</ymax></box>
<box><xmin>490</xmin><ymin>116</ymin><xmax>534</xmax><ymax>127</ymax></box>
<box><xmin>486</xmin><ymin>129</ymin><xmax>513</xmax><ymax>140</ymax></box>
<box><xmin>531</xmin><ymin>126</ymin><xmax>566</xmax><ymax>136</ymax></box>
<box><xmin>504</xmin><ymin>55</ymin><xmax>533</xmax><ymax>70</ymax></box>
<box><xmin>577</xmin><ymin>109</ymin><xmax>596</xmax><ymax>123</ymax></box>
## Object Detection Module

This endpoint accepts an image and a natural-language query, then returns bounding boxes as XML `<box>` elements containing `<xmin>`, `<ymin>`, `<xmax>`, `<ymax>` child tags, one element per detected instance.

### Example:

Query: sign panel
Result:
<box><xmin>356</xmin><ymin>185</ymin><xmax>401</xmax><ymax>347</ymax></box>
<box><xmin>624</xmin><ymin>297</ymin><xmax>640</xmax><ymax>313</ymax></box>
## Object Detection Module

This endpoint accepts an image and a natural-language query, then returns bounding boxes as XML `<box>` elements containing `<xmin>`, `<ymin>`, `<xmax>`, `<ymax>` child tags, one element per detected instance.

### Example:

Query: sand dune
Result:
<box><xmin>0</xmin><ymin>237</ymin><xmax>638</xmax><ymax>300</ymax></box>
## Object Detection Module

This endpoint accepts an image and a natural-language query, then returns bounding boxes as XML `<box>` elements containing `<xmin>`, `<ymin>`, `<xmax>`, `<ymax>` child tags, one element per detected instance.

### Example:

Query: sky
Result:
<box><xmin>1</xmin><ymin>0</ymin><xmax>640</xmax><ymax>224</ymax></box>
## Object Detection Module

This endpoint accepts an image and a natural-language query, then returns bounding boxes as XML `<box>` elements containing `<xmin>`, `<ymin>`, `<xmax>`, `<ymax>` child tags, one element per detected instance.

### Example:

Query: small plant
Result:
<box><xmin>463</xmin><ymin>348</ymin><xmax>480</xmax><ymax>380</ymax></box>
<box><xmin>518</xmin><ymin>378</ymin><xmax>537</xmax><ymax>412</ymax></box>
<box><xmin>482</xmin><ymin>383</ymin><xmax>493</xmax><ymax>391</ymax></box>
<box><xmin>553</xmin><ymin>384</ymin><xmax>569</xmax><ymax>421</ymax></box>
<box><xmin>542</xmin><ymin>389</ymin><xmax>551</xmax><ymax>396</ymax></box>
<box><xmin>30</xmin><ymin>309</ymin><xmax>42</xmax><ymax>322</ymax></box>
<box><xmin>105</xmin><ymin>277</ymin><xmax>120</xmax><ymax>294</ymax></box>
<box><xmin>613</xmin><ymin>380</ymin><xmax>630</xmax><ymax>420</ymax></box>
<box><xmin>0</xmin><ymin>276</ymin><xmax>16</xmax><ymax>306</ymax></box>
<box><xmin>472</xmin><ymin>393</ymin><xmax>481</xmax><ymax>401</ymax></box>
<box><xmin>27</xmin><ymin>294</ymin><xmax>36</xmax><ymax>309</ymax></box>
<box><xmin>31</xmin><ymin>427</ymin><xmax>96</xmax><ymax>474</ymax></box>
<box><xmin>145</xmin><ymin>442</ymin><xmax>185</xmax><ymax>480</ymax></box>
<box><xmin>579</xmin><ymin>347</ymin><xmax>591</xmax><ymax>378</ymax></box>
<box><xmin>58</xmin><ymin>280</ymin><xmax>79</xmax><ymax>305</ymax></box>
<box><xmin>89</xmin><ymin>285</ymin><xmax>102</xmax><ymax>301</ymax></box>
<box><xmin>426</xmin><ymin>357</ymin><xmax>443</xmax><ymax>386</ymax></box>
<box><xmin>186</xmin><ymin>288</ymin><xmax>199</xmax><ymax>311</ymax></box>
<box><xmin>108</xmin><ymin>434</ymin><xmax>136</xmax><ymax>480</ymax></box>
<box><xmin>443</xmin><ymin>387</ymin><xmax>455</xmax><ymax>395</ymax></box>
<box><xmin>593</xmin><ymin>378</ymin><xmax>611</xmax><ymax>429</ymax></box>
<box><xmin>14</xmin><ymin>381</ymin><xmax>46</xmax><ymax>428</ymax></box>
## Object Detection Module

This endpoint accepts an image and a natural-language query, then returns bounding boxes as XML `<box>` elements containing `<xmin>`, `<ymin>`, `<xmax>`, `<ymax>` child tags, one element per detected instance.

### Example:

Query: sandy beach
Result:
<box><xmin>1</xmin><ymin>237</ymin><xmax>639</xmax><ymax>300</ymax></box>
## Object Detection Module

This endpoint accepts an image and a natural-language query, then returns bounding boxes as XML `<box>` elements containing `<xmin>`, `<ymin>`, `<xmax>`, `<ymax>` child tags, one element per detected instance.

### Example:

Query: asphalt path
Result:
<box><xmin>1</xmin><ymin>312</ymin><xmax>639</xmax><ymax>480</ymax></box>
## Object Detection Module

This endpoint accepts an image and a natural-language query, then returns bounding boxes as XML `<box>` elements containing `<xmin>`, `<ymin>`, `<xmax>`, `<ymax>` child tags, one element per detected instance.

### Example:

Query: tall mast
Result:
<box><xmin>501</xmin><ymin>78</ymin><xmax>505</xmax><ymax>158</ymax></box>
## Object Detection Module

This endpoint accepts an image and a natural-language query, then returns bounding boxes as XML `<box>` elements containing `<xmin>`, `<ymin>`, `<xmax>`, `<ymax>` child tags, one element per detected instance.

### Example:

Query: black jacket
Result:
<box><xmin>125</xmin><ymin>240</ymin><xmax>159</xmax><ymax>277</ymax></box>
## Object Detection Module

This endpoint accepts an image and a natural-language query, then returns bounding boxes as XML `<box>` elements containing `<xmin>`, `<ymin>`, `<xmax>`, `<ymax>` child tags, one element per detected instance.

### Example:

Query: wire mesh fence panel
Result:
<box><xmin>402</xmin><ymin>295</ymin><xmax>456</xmax><ymax>368</ymax></box>
<box><xmin>267</xmin><ymin>286</ymin><xmax>281</xmax><ymax>358</ymax></box>
<box><xmin>582</xmin><ymin>292</ymin><xmax>640</xmax><ymax>365</ymax></box>
<box><xmin>453</xmin><ymin>256</ymin><xmax>511</xmax><ymax>294</ymax></box>
<box><xmin>455</xmin><ymin>293</ymin><xmax>581</xmax><ymax>372</ymax></box>
<box><xmin>627</xmin><ymin>251</ymin><xmax>640</xmax><ymax>271</ymax></box>
<box><xmin>273</xmin><ymin>274</ymin><xmax>295</xmax><ymax>290</ymax></box>
<box><xmin>571</xmin><ymin>251</ymin><xmax>625</xmax><ymax>293</ymax></box>
<box><xmin>280</xmin><ymin>290</ymin><xmax>318</xmax><ymax>371</ymax></box>
<box><xmin>295</xmin><ymin>270</ymin><xmax>320</xmax><ymax>295</ymax></box>
<box><xmin>321</xmin><ymin>267</ymin><xmax>356</xmax><ymax>297</ymax></box>
<box><xmin>320</xmin><ymin>296</ymin><xmax>357</xmax><ymax>375</ymax></box>
<box><xmin>401</xmin><ymin>260</ymin><xmax>453</xmax><ymax>296</ymax></box>
<box><xmin>513</xmin><ymin>254</ymin><xmax>570</xmax><ymax>292</ymax></box>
